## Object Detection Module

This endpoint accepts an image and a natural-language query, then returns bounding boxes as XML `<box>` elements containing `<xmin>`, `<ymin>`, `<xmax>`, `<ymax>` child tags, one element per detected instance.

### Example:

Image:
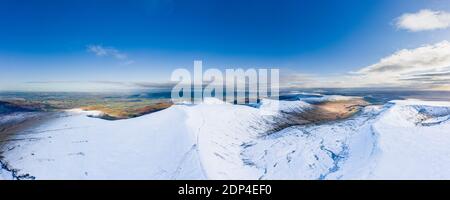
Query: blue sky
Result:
<box><xmin>0</xmin><ymin>0</ymin><xmax>450</xmax><ymax>91</ymax></box>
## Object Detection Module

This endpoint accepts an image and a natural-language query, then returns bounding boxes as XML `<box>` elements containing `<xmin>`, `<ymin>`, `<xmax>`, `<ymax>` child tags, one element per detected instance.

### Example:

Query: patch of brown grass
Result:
<box><xmin>264</xmin><ymin>98</ymin><xmax>370</xmax><ymax>135</ymax></box>
<box><xmin>81</xmin><ymin>101</ymin><xmax>173</xmax><ymax>120</ymax></box>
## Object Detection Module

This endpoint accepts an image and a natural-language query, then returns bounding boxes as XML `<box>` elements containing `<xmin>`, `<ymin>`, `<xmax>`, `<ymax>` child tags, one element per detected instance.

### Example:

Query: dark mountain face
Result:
<box><xmin>0</xmin><ymin>101</ymin><xmax>36</xmax><ymax>114</ymax></box>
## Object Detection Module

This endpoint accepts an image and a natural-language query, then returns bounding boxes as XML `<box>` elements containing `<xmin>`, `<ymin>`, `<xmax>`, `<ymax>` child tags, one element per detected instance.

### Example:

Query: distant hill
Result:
<box><xmin>128</xmin><ymin>92</ymin><xmax>172</xmax><ymax>99</ymax></box>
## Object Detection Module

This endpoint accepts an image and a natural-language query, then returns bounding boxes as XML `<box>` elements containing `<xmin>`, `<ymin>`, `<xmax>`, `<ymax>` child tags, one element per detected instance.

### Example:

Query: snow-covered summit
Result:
<box><xmin>258</xmin><ymin>98</ymin><xmax>311</xmax><ymax>115</ymax></box>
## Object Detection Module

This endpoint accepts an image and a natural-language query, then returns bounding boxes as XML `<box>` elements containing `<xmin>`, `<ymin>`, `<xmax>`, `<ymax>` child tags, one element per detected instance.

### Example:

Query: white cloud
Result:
<box><xmin>357</xmin><ymin>40</ymin><xmax>450</xmax><ymax>74</ymax></box>
<box><xmin>396</xmin><ymin>9</ymin><xmax>450</xmax><ymax>31</ymax></box>
<box><xmin>284</xmin><ymin>41</ymin><xmax>450</xmax><ymax>89</ymax></box>
<box><xmin>87</xmin><ymin>45</ymin><xmax>133</xmax><ymax>65</ymax></box>
<box><xmin>353</xmin><ymin>40</ymin><xmax>450</xmax><ymax>88</ymax></box>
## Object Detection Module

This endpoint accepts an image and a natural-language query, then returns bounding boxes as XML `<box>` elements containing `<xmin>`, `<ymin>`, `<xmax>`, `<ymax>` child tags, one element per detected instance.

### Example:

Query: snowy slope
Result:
<box><xmin>242</xmin><ymin>99</ymin><xmax>450</xmax><ymax>179</ymax></box>
<box><xmin>241</xmin><ymin>104</ymin><xmax>385</xmax><ymax>180</ymax></box>
<box><xmin>0</xmin><ymin>98</ymin><xmax>311</xmax><ymax>180</ymax></box>
<box><xmin>368</xmin><ymin>100</ymin><xmax>450</xmax><ymax>179</ymax></box>
<box><xmin>1</xmin><ymin>106</ymin><xmax>206</xmax><ymax>179</ymax></box>
<box><xmin>1</xmin><ymin>98</ymin><xmax>450</xmax><ymax>180</ymax></box>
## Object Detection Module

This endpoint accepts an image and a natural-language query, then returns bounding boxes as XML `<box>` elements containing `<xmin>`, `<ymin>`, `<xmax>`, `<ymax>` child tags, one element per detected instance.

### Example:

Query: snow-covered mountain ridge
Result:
<box><xmin>1</xmin><ymin>98</ymin><xmax>450</xmax><ymax>180</ymax></box>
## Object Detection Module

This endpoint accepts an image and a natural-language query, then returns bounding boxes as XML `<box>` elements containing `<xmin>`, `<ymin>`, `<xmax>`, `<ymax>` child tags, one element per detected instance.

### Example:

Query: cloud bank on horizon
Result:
<box><xmin>284</xmin><ymin>40</ymin><xmax>450</xmax><ymax>90</ymax></box>
<box><xmin>283</xmin><ymin>8</ymin><xmax>450</xmax><ymax>90</ymax></box>
<box><xmin>353</xmin><ymin>40</ymin><xmax>450</xmax><ymax>88</ymax></box>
